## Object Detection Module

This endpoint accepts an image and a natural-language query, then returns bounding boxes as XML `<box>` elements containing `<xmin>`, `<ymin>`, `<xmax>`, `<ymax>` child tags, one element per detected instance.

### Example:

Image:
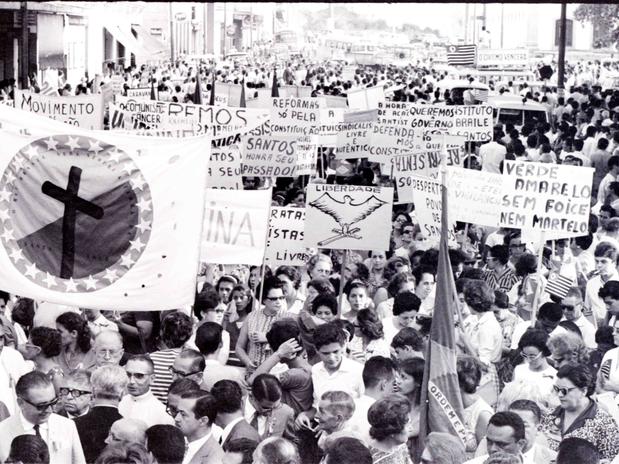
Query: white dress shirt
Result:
<box><xmin>311</xmin><ymin>356</ymin><xmax>364</xmax><ymax>408</ymax></box>
<box><xmin>182</xmin><ymin>431</ymin><xmax>211</xmax><ymax>464</ymax></box>
<box><xmin>118</xmin><ymin>390</ymin><xmax>174</xmax><ymax>427</ymax></box>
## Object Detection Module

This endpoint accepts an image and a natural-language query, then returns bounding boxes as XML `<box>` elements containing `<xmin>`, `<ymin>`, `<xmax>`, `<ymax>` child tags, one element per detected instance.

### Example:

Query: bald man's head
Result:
<box><xmin>105</xmin><ymin>418</ymin><xmax>148</xmax><ymax>446</ymax></box>
<box><xmin>93</xmin><ymin>330</ymin><xmax>124</xmax><ymax>367</ymax></box>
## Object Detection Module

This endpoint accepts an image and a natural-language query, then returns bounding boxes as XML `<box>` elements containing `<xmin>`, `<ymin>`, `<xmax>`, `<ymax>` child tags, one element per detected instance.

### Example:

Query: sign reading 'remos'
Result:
<box><xmin>499</xmin><ymin>161</ymin><xmax>593</xmax><ymax>235</ymax></box>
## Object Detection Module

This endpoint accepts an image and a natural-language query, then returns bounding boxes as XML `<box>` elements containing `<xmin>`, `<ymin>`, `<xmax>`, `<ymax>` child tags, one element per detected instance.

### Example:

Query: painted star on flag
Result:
<box><xmin>0</xmin><ymin>188</ymin><xmax>10</xmax><ymax>202</ymax></box>
<box><xmin>4</xmin><ymin>171</ymin><xmax>15</xmax><ymax>184</ymax></box>
<box><xmin>103</xmin><ymin>268</ymin><xmax>118</xmax><ymax>282</ymax></box>
<box><xmin>88</xmin><ymin>140</ymin><xmax>103</xmax><ymax>154</ymax></box>
<box><xmin>136</xmin><ymin>218</ymin><xmax>151</xmax><ymax>233</ymax></box>
<box><xmin>121</xmin><ymin>163</ymin><xmax>134</xmax><ymax>175</ymax></box>
<box><xmin>120</xmin><ymin>254</ymin><xmax>135</xmax><ymax>268</ymax></box>
<box><xmin>13</xmin><ymin>157</ymin><xmax>25</xmax><ymax>170</ymax></box>
<box><xmin>130</xmin><ymin>237</ymin><xmax>145</xmax><ymax>253</ymax></box>
<box><xmin>24</xmin><ymin>145</ymin><xmax>39</xmax><ymax>159</ymax></box>
<box><xmin>109</xmin><ymin>149</ymin><xmax>122</xmax><ymax>163</ymax></box>
<box><xmin>84</xmin><ymin>275</ymin><xmax>98</xmax><ymax>290</ymax></box>
<box><xmin>0</xmin><ymin>208</ymin><xmax>9</xmax><ymax>221</ymax></box>
<box><xmin>25</xmin><ymin>263</ymin><xmax>38</xmax><ymax>279</ymax></box>
<box><xmin>66</xmin><ymin>136</ymin><xmax>80</xmax><ymax>151</ymax></box>
<box><xmin>43</xmin><ymin>273</ymin><xmax>57</xmax><ymax>288</ymax></box>
<box><xmin>130</xmin><ymin>176</ymin><xmax>145</xmax><ymax>190</ymax></box>
<box><xmin>64</xmin><ymin>278</ymin><xmax>78</xmax><ymax>292</ymax></box>
<box><xmin>1</xmin><ymin>228</ymin><xmax>14</xmax><ymax>241</ymax></box>
<box><xmin>137</xmin><ymin>198</ymin><xmax>151</xmax><ymax>213</ymax></box>
<box><xmin>9</xmin><ymin>248</ymin><xmax>24</xmax><ymax>262</ymax></box>
<box><xmin>44</xmin><ymin>137</ymin><xmax>59</xmax><ymax>151</ymax></box>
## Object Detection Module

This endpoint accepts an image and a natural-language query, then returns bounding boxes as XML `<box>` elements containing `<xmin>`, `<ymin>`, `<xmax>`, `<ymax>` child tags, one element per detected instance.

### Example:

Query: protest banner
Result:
<box><xmin>346</xmin><ymin>85</ymin><xmax>385</xmax><ymax>111</ymax></box>
<box><xmin>317</xmin><ymin>107</ymin><xmax>346</xmax><ymax>146</ymax></box>
<box><xmin>245</xmin><ymin>88</ymin><xmax>273</xmax><ymax>109</ymax></box>
<box><xmin>201</xmin><ymin>188</ymin><xmax>271</xmax><ymax>265</ymax></box>
<box><xmin>445</xmin><ymin>166</ymin><xmax>504</xmax><ymax>227</ymax></box>
<box><xmin>334</xmin><ymin>109</ymin><xmax>377</xmax><ymax>159</ymax></box>
<box><xmin>14</xmin><ymin>90</ymin><xmax>104</xmax><ymax>130</ymax></box>
<box><xmin>207</xmin><ymin>145</ymin><xmax>243</xmax><ymax>189</ymax></box>
<box><xmin>278</xmin><ymin>85</ymin><xmax>312</xmax><ymax>98</ymax></box>
<box><xmin>111</xmin><ymin>96</ymin><xmax>269</xmax><ymax>139</ymax></box>
<box><xmin>0</xmin><ymin>104</ymin><xmax>210</xmax><ymax>311</ymax></box>
<box><xmin>265</xmin><ymin>207</ymin><xmax>311</xmax><ymax>266</ymax></box>
<box><xmin>499</xmin><ymin>161</ymin><xmax>593</xmax><ymax>235</ymax></box>
<box><xmin>243</xmin><ymin>122</ymin><xmax>298</xmax><ymax>177</ymax></box>
<box><xmin>270</xmin><ymin>97</ymin><xmax>324</xmax><ymax>136</ymax></box>
<box><xmin>201</xmin><ymin>82</ymin><xmax>243</xmax><ymax>107</ymax></box>
<box><xmin>409</xmin><ymin>175</ymin><xmax>457</xmax><ymax>245</ymax></box>
<box><xmin>476</xmin><ymin>49</ymin><xmax>529</xmax><ymax>68</ymax></box>
<box><xmin>305</xmin><ymin>184</ymin><xmax>393</xmax><ymax>251</ymax></box>
<box><xmin>127</xmin><ymin>87</ymin><xmax>155</xmax><ymax>99</ymax></box>
<box><xmin>295</xmin><ymin>135</ymin><xmax>318</xmax><ymax>176</ymax></box>
<box><xmin>110</xmin><ymin>75</ymin><xmax>125</xmax><ymax>94</ymax></box>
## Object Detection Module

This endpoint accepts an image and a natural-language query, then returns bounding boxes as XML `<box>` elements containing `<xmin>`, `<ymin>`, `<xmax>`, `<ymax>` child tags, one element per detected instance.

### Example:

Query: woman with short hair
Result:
<box><xmin>367</xmin><ymin>394</ymin><xmax>413</xmax><ymax>464</ymax></box>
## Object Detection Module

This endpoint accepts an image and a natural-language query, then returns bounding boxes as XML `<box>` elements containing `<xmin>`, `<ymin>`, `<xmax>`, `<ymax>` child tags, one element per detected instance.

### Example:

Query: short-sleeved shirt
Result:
<box><xmin>277</xmin><ymin>366</ymin><xmax>313</xmax><ymax>415</ymax></box>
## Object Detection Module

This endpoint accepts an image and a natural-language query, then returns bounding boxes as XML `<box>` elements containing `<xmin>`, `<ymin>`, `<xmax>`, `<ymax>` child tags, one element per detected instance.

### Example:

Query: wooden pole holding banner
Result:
<box><xmin>530</xmin><ymin>230</ymin><xmax>546</xmax><ymax>327</ymax></box>
<box><xmin>337</xmin><ymin>249</ymin><xmax>349</xmax><ymax>318</ymax></box>
<box><xmin>257</xmin><ymin>188</ymin><xmax>274</xmax><ymax>305</ymax></box>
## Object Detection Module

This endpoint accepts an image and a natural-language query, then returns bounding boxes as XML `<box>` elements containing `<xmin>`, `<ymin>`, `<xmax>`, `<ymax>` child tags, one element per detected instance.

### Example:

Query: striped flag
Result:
<box><xmin>472</xmin><ymin>88</ymin><xmax>489</xmax><ymax>102</ymax></box>
<box><xmin>419</xmin><ymin>169</ymin><xmax>470</xmax><ymax>448</ymax></box>
<box><xmin>545</xmin><ymin>271</ymin><xmax>573</xmax><ymax>299</ymax></box>
<box><xmin>446</xmin><ymin>44</ymin><xmax>477</xmax><ymax>66</ymax></box>
<box><xmin>40</xmin><ymin>81</ymin><xmax>59</xmax><ymax>97</ymax></box>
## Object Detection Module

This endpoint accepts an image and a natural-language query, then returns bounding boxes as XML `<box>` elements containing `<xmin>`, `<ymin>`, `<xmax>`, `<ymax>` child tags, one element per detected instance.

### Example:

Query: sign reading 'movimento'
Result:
<box><xmin>499</xmin><ymin>161</ymin><xmax>593</xmax><ymax>235</ymax></box>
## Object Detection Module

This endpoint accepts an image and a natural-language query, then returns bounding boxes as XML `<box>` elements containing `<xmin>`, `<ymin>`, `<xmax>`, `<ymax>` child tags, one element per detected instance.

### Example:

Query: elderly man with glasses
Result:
<box><xmin>0</xmin><ymin>370</ymin><xmax>86</xmax><ymax>464</ymax></box>
<box><xmin>59</xmin><ymin>369</ymin><xmax>92</xmax><ymax>419</ymax></box>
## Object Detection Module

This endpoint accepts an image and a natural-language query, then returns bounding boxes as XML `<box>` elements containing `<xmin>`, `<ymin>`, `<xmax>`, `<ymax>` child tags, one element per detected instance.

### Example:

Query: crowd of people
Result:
<box><xmin>1</xmin><ymin>34</ymin><xmax>619</xmax><ymax>464</ymax></box>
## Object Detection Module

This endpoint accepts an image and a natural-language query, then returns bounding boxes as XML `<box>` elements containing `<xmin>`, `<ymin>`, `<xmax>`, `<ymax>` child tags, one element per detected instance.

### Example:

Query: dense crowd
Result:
<box><xmin>1</xmin><ymin>47</ymin><xmax>619</xmax><ymax>464</ymax></box>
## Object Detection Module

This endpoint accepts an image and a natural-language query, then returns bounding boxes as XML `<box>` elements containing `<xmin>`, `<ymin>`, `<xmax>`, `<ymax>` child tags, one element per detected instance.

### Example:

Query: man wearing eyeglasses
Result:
<box><xmin>0</xmin><ymin>370</ymin><xmax>86</xmax><ymax>464</ymax></box>
<box><xmin>59</xmin><ymin>369</ymin><xmax>92</xmax><ymax>419</ymax></box>
<box><xmin>560</xmin><ymin>287</ymin><xmax>597</xmax><ymax>349</ymax></box>
<box><xmin>393</xmin><ymin>222</ymin><xmax>414</xmax><ymax>258</ymax></box>
<box><xmin>118</xmin><ymin>354</ymin><xmax>175</xmax><ymax>427</ymax></box>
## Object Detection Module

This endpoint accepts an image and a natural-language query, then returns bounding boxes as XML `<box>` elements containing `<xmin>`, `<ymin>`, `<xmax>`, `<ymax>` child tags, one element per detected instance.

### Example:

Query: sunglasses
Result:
<box><xmin>168</xmin><ymin>366</ymin><xmax>202</xmax><ymax>378</ymax></box>
<box><xmin>20</xmin><ymin>396</ymin><xmax>59</xmax><ymax>412</ymax></box>
<box><xmin>553</xmin><ymin>385</ymin><xmax>578</xmax><ymax>396</ymax></box>
<box><xmin>59</xmin><ymin>388</ymin><xmax>91</xmax><ymax>398</ymax></box>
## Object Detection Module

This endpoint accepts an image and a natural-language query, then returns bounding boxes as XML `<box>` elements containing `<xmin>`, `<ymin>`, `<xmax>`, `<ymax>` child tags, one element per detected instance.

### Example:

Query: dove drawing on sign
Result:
<box><xmin>308</xmin><ymin>193</ymin><xmax>387</xmax><ymax>246</ymax></box>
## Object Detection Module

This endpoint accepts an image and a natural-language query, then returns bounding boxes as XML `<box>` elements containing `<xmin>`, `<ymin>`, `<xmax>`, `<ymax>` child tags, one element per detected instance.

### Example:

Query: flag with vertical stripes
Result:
<box><xmin>446</xmin><ymin>44</ymin><xmax>477</xmax><ymax>66</ymax></box>
<box><xmin>419</xmin><ymin>170</ymin><xmax>470</xmax><ymax>448</ymax></box>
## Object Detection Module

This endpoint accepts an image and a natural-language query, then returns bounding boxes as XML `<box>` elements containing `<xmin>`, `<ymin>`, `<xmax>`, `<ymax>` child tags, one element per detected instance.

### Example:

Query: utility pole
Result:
<box><xmin>557</xmin><ymin>2</ymin><xmax>566</xmax><ymax>98</ymax></box>
<box><xmin>169</xmin><ymin>2</ymin><xmax>175</xmax><ymax>62</ymax></box>
<box><xmin>20</xmin><ymin>1</ymin><xmax>29</xmax><ymax>89</ymax></box>
<box><xmin>464</xmin><ymin>3</ymin><xmax>469</xmax><ymax>43</ymax></box>
<box><xmin>500</xmin><ymin>4</ymin><xmax>504</xmax><ymax>48</ymax></box>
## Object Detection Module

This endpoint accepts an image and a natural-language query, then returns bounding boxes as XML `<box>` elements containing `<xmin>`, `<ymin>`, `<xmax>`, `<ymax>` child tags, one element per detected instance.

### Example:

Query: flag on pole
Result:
<box><xmin>271</xmin><ymin>67</ymin><xmax>280</xmax><ymax>98</ymax></box>
<box><xmin>545</xmin><ymin>271</ymin><xmax>573</xmax><ymax>299</ymax></box>
<box><xmin>446</xmin><ymin>44</ymin><xmax>477</xmax><ymax>66</ymax></box>
<box><xmin>193</xmin><ymin>72</ymin><xmax>204</xmax><ymax>105</ymax></box>
<box><xmin>0</xmin><ymin>104</ymin><xmax>210</xmax><ymax>311</ymax></box>
<box><xmin>239</xmin><ymin>79</ymin><xmax>246</xmax><ymax>108</ymax></box>
<box><xmin>419</xmin><ymin>160</ymin><xmax>469</xmax><ymax>447</ymax></box>
<box><xmin>208</xmin><ymin>72</ymin><xmax>215</xmax><ymax>106</ymax></box>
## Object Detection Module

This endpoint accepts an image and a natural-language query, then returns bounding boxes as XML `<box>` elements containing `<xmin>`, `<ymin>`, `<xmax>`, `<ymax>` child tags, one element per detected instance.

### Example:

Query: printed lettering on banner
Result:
<box><xmin>334</xmin><ymin>110</ymin><xmax>377</xmax><ymax>160</ymax></box>
<box><xmin>265</xmin><ymin>207</ymin><xmax>312</xmax><ymax>266</ymax></box>
<box><xmin>270</xmin><ymin>97</ymin><xmax>324</xmax><ymax>136</ymax></box>
<box><xmin>317</xmin><ymin>107</ymin><xmax>345</xmax><ymax>147</ymax></box>
<box><xmin>409</xmin><ymin>175</ymin><xmax>457</xmax><ymax>246</ymax></box>
<box><xmin>207</xmin><ymin>145</ymin><xmax>243</xmax><ymax>189</ymax></box>
<box><xmin>305</xmin><ymin>184</ymin><xmax>393</xmax><ymax>251</ymax></box>
<box><xmin>499</xmin><ymin>161</ymin><xmax>593</xmax><ymax>236</ymax></box>
<box><xmin>243</xmin><ymin>122</ymin><xmax>298</xmax><ymax>177</ymax></box>
<box><xmin>446</xmin><ymin>166</ymin><xmax>504</xmax><ymax>227</ymax></box>
<box><xmin>111</xmin><ymin>96</ymin><xmax>269</xmax><ymax>139</ymax></box>
<box><xmin>202</xmin><ymin>188</ymin><xmax>271</xmax><ymax>265</ymax></box>
<box><xmin>15</xmin><ymin>90</ymin><xmax>104</xmax><ymax>130</ymax></box>
<box><xmin>126</xmin><ymin>88</ymin><xmax>154</xmax><ymax>99</ymax></box>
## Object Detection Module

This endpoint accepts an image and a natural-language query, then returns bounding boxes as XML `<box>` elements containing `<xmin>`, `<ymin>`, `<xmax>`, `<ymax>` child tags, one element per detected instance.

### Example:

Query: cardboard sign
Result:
<box><xmin>499</xmin><ymin>161</ymin><xmax>593</xmax><ymax>235</ymax></box>
<box><xmin>409</xmin><ymin>175</ymin><xmax>457</xmax><ymax>245</ymax></box>
<box><xmin>14</xmin><ymin>90</ymin><xmax>104</xmax><ymax>130</ymax></box>
<box><xmin>295</xmin><ymin>135</ymin><xmax>318</xmax><ymax>176</ymax></box>
<box><xmin>334</xmin><ymin>110</ymin><xmax>377</xmax><ymax>159</ymax></box>
<box><xmin>347</xmin><ymin>85</ymin><xmax>385</xmax><ymax>110</ymax></box>
<box><xmin>305</xmin><ymin>184</ymin><xmax>393</xmax><ymax>251</ymax></box>
<box><xmin>243</xmin><ymin>122</ymin><xmax>298</xmax><ymax>177</ymax></box>
<box><xmin>368</xmin><ymin>102</ymin><xmax>418</xmax><ymax>161</ymax></box>
<box><xmin>265</xmin><ymin>207</ymin><xmax>311</xmax><ymax>266</ymax></box>
<box><xmin>270</xmin><ymin>97</ymin><xmax>323</xmax><ymax>136</ymax></box>
<box><xmin>207</xmin><ymin>145</ymin><xmax>243</xmax><ymax>189</ymax></box>
<box><xmin>201</xmin><ymin>188</ymin><xmax>271</xmax><ymax>265</ymax></box>
<box><xmin>446</xmin><ymin>166</ymin><xmax>504</xmax><ymax>227</ymax></box>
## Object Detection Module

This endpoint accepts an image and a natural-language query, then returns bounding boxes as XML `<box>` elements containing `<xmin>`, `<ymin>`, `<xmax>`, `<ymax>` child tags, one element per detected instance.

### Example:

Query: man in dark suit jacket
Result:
<box><xmin>211</xmin><ymin>380</ymin><xmax>259</xmax><ymax>450</ymax></box>
<box><xmin>74</xmin><ymin>365</ymin><xmax>127</xmax><ymax>463</ymax></box>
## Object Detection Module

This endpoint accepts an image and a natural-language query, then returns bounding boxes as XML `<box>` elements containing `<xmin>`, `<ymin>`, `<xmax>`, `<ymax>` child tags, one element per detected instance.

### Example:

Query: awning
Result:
<box><xmin>131</xmin><ymin>24</ymin><xmax>168</xmax><ymax>58</ymax></box>
<box><xmin>104</xmin><ymin>23</ymin><xmax>155</xmax><ymax>62</ymax></box>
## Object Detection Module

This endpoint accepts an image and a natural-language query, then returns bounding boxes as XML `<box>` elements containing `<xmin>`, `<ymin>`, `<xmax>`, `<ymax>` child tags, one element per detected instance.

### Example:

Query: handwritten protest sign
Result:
<box><xmin>270</xmin><ymin>97</ymin><xmax>323</xmax><ymax>136</ymax></box>
<box><xmin>14</xmin><ymin>90</ymin><xmax>104</xmax><ymax>129</ymax></box>
<box><xmin>317</xmin><ymin>108</ymin><xmax>345</xmax><ymax>146</ymax></box>
<box><xmin>369</xmin><ymin>102</ymin><xmax>418</xmax><ymax>161</ymax></box>
<box><xmin>201</xmin><ymin>188</ymin><xmax>271</xmax><ymax>265</ymax></box>
<box><xmin>295</xmin><ymin>135</ymin><xmax>318</xmax><ymax>176</ymax></box>
<box><xmin>499</xmin><ymin>161</ymin><xmax>593</xmax><ymax>235</ymax></box>
<box><xmin>127</xmin><ymin>88</ymin><xmax>154</xmax><ymax>99</ymax></box>
<box><xmin>446</xmin><ymin>166</ymin><xmax>504</xmax><ymax>227</ymax></box>
<box><xmin>207</xmin><ymin>145</ymin><xmax>243</xmax><ymax>189</ymax></box>
<box><xmin>112</xmin><ymin>96</ymin><xmax>269</xmax><ymax>139</ymax></box>
<box><xmin>110</xmin><ymin>75</ymin><xmax>125</xmax><ymax>95</ymax></box>
<box><xmin>243</xmin><ymin>122</ymin><xmax>298</xmax><ymax>177</ymax></box>
<box><xmin>347</xmin><ymin>86</ymin><xmax>385</xmax><ymax>111</ymax></box>
<box><xmin>305</xmin><ymin>184</ymin><xmax>393</xmax><ymax>251</ymax></box>
<box><xmin>334</xmin><ymin>110</ymin><xmax>376</xmax><ymax>159</ymax></box>
<box><xmin>409</xmin><ymin>176</ymin><xmax>457</xmax><ymax>245</ymax></box>
<box><xmin>265</xmin><ymin>207</ymin><xmax>311</xmax><ymax>266</ymax></box>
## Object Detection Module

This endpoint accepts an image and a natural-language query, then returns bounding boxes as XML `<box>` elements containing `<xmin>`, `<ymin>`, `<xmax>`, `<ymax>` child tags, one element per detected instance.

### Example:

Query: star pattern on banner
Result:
<box><xmin>0</xmin><ymin>134</ymin><xmax>154</xmax><ymax>293</ymax></box>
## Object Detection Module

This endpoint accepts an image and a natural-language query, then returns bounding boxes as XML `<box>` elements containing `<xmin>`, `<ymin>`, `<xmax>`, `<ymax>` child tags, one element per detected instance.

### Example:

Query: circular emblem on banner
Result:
<box><xmin>0</xmin><ymin>135</ymin><xmax>153</xmax><ymax>292</ymax></box>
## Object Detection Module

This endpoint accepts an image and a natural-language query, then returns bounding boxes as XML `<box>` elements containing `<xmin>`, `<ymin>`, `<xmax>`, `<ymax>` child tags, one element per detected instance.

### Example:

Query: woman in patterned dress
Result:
<box><xmin>366</xmin><ymin>395</ymin><xmax>413</xmax><ymax>464</ymax></box>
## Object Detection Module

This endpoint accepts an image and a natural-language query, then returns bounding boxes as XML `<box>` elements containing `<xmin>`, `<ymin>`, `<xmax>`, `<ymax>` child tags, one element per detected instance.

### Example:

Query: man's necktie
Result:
<box><xmin>33</xmin><ymin>424</ymin><xmax>41</xmax><ymax>438</ymax></box>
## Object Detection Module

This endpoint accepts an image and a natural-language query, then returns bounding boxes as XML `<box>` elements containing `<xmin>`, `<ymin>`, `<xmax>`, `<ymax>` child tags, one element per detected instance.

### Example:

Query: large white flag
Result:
<box><xmin>0</xmin><ymin>105</ymin><xmax>210</xmax><ymax>310</ymax></box>
<box><xmin>201</xmin><ymin>188</ymin><xmax>271</xmax><ymax>265</ymax></box>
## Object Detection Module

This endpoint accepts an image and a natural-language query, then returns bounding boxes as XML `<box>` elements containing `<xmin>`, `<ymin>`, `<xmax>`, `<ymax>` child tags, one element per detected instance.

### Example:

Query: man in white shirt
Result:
<box><xmin>585</xmin><ymin>242</ymin><xmax>619</xmax><ymax>322</ymax></box>
<box><xmin>195</xmin><ymin>322</ymin><xmax>243</xmax><ymax>391</ymax></box>
<box><xmin>174</xmin><ymin>391</ymin><xmax>224</xmax><ymax>464</ymax></box>
<box><xmin>465</xmin><ymin>411</ymin><xmax>531</xmax><ymax>464</ymax></box>
<box><xmin>480</xmin><ymin>131</ymin><xmax>506</xmax><ymax>174</ymax></box>
<box><xmin>597</xmin><ymin>155</ymin><xmax>619</xmax><ymax>205</ymax></box>
<box><xmin>560</xmin><ymin>288</ymin><xmax>597</xmax><ymax>349</ymax></box>
<box><xmin>295</xmin><ymin>322</ymin><xmax>364</xmax><ymax>431</ymax></box>
<box><xmin>118</xmin><ymin>355</ymin><xmax>174</xmax><ymax>427</ymax></box>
